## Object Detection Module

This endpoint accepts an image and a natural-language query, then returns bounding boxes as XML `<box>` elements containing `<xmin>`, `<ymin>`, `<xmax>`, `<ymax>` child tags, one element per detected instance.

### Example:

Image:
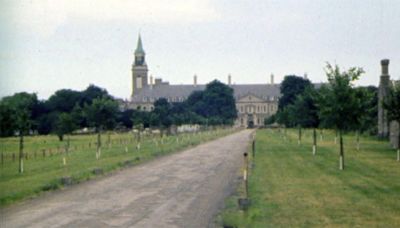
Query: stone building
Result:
<box><xmin>378</xmin><ymin>59</ymin><xmax>399</xmax><ymax>148</ymax></box>
<box><xmin>121</xmin><ymin>35</ymin><xmax>280</xmax><ymax>127</ymax></box>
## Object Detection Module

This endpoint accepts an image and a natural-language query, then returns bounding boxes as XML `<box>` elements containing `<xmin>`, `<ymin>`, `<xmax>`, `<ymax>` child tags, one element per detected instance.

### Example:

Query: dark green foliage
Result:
<box><xmin>278</xmin><ymin>75</ymin><xmax>312</xmax><ymax>109</ymax></box>
<box><xmin>0</xmin><ymin>92</ymin><xmax>39</xmax><ymax>135</ymax></box>
<box><xmin>276</xmin><ymin>75</ymin><xmax>312</xmax><ymax>126</ymax></box>
<box><xmin>186</xmin><ymin>80</ymin><xmax>237</xmax><ymax>125</ymax></box>
<box><xmin>54</xmin><ymin>113</ymin><xmax>77</xmax><ymax>141</ymax></box>
<box><xmin>287</xmin><ymin>87</ymin><xmax>319</xmax><ymax>128</ymax></box>
<box><xmin>317</xmin><ymin>64</ymin><xmax>364</xmax><ymax>131</ymax></box>
<box><xmin>84</xmin><ymin>97</ymin><xmax>119</xmax><ymax>131</ymax></box>
<box><xmin>264</xmin><ymin>114</ymin><xmax>276</xmax><ymax>125</ymax></box>
<box><xmin>382</xmin><ymin>83</ymin><xmax>400</xmax><ymax>149</ymax></box>
<box><xmin>354</xmin><ymin>86</ymin><xmax>378</xmax><ymax>134</ymax></box>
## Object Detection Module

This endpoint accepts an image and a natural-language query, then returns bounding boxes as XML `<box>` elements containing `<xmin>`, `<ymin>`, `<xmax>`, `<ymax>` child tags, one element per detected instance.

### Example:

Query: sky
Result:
<box><xmin>1</xmin><ymin>0</ymin><xmax>400</xmax><ymax>100</ymax></box>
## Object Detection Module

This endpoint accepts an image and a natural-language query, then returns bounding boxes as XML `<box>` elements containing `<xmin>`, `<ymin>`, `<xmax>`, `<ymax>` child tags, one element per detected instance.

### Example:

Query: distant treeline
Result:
<box><xmin>0</xmin><ymin>80</ymin><xmax>237</xmax><ymax>140</ymax></box>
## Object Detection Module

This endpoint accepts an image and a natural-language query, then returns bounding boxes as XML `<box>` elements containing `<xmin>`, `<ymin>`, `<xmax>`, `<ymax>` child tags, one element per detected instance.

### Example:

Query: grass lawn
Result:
<box><xmin>220</xmin><ymin>128</ymin><xmax>400</xmax><ymax>227</ymax></box>
<box><xmin>0</xmin><ymin>128</ymin><xmax>235</xmax><ymax>207</ymax></box>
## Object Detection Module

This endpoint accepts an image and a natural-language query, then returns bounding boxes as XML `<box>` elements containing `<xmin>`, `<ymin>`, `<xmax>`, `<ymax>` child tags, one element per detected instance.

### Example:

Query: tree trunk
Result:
<box><xmin>96</xmin><ymin>130</ymin><xmax>101</xmax><ymax>159</ymax></box>
<box><xmin>18</xmin><ymin>133</ymin><xmax>24</xmax><ymax>173</ymax></box>
<box><xmin>313</xmin><ymin>128</ymin><xmax>317</xmax><ymax>155</ymax></box>
<box><xmin>356</xmin><ymin>130</ymin><xmax>360</xmax><ymax>151</ymax></box>
<box><xmin>298</xmin><ymin>126</ymin><xmax>302</xmax><ymax>145</ymax></box>
<box><xmin>108</xmin><ymin>132</ymin><xmax>111</xmax><ymax>148</ymax></box>
<box><xmin>339</xmin><ymin>130</ymin><xmax>344</xmax><ymax>170</ymax></box>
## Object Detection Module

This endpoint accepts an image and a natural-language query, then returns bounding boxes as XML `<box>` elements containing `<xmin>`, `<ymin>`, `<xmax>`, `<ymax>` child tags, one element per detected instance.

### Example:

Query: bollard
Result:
<box><xmin>243</xmin><ymin>152</ymin><xmax>249</xmax><ymax>198</ymax></box>
<box><xmin>238</xmin><ymin>152</ymin><xmax>251</xmax><ymax>210</ymax></box>
<box><xmin>252</xmin><ymin>140</ymin><xmax>255</xmax><ymax>158</ymax></box>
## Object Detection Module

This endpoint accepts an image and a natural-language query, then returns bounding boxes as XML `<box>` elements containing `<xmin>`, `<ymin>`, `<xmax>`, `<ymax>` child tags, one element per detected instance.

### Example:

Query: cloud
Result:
<box><xmin>6</xmin><ymin>0</ymin><xmax>220</xmax><ymax>38</ymax></box>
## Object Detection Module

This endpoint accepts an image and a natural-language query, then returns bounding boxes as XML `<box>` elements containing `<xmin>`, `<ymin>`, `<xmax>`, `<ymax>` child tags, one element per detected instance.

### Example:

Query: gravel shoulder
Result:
<box><xmin>2</xmin><ymin>129</ymin><xmax>253</xmax><ymax>228</ymax></box>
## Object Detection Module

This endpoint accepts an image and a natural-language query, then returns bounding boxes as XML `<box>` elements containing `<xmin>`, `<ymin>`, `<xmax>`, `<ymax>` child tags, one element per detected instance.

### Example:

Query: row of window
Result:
<box><xmin>141</xmin><ymin>97</ymin><xmax>185</xmax><ymax>102</ymax></box>
<box><xmin>239</xmin><ymin>105</ymin><xmax>276</xmax><ymax>114</ymax></box>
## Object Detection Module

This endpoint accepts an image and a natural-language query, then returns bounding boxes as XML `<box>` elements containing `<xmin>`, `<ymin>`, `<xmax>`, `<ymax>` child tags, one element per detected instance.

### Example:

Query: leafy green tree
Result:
<box><xmin>288</xmin><ymin>87</ymin><xmax>319</xmax><ymax>152</ymax></box>
<box><xmin>1</xmin><ymin>92</ymin><xmax>38</xmax><ymax>173</ymax></box>
<box><xmin>276</xmin><ymin>75</ymin><xmax>312</xmax><ymax>126</ymax></box>
<box><xmin>46</xmin><ymin>89</ymin><xmax>81</xmax><ymax>113</ymax></box>
<box><xmin>153</xmin><ymin>98</ymin><xmax>173</xmax><ymax>129</ymax></box>
<box><xmin>278</xmin><ymin>75</ymin><xmax>312</xmax><ymax>109</ymax></box>
<box><xmin>318</xmin><ymin>63</ymin><xmax>364</xmax><ymax>170</ymax></box>
<box><xmin>382</xmin><ymin>83</ymin><xmax>400</xmax><ymax>161</ymax></box>
<box><xmin>84</xmin><ymin>97</ymin><xmax>118</xmax><ymax>159</ymax></box>
<box><xmin>80</xmin><ymin>84</ymin><xmax>112</xmax><ymax>106</ymax></box>
<box><xmin>55</xmin><ymin>113</ymin><xmax>77</xmax><ymax>141</ymax></box>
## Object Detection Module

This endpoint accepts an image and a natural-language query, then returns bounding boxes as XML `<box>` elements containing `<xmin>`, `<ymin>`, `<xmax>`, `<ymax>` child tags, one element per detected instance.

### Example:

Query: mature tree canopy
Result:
<box><xmin>317</xmin><ymin>64</ymin><xmax>364</xmax><ymax>131</ymax></box>
<box><xmin>84</xmin><ymin>97</ymin><xmax>119</xmax><ymax>131</ymax></box>
<box><xmin>278</xmin><ymin>75</ymin><xmax>312</xmax><ymax>109</ymax></box>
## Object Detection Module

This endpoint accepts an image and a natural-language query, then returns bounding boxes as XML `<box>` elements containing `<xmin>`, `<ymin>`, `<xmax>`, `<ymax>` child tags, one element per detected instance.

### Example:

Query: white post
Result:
<box><xmin>312</xmin><ymin>145</ymin><xmax>316</xmax><ymax>156</ymax></box>
<box><xmin>63</xmin><ymin>157</ymin><xmax>66</xmax><ymax>166</ymax></box>
<box><xmin>339</xmin><ymin>155</ymin><xmax>344</xmax><ymax>170</ymax></box>
<box><xmin>397</xmin><ymin>149</ymin><xmax>399</xmax><ymax>161</ymax></box>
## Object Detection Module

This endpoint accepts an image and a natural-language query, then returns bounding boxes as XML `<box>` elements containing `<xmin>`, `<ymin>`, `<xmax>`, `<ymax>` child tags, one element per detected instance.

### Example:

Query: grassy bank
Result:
<box><xmin>220</xmin><ymin>128</ymin><xmax>400</xmax><ymax>227</ymax></box>
<box><xmin>0</xmin><ymin>128</ymin><xmax>236</xmax><ymax>206</ymax></box>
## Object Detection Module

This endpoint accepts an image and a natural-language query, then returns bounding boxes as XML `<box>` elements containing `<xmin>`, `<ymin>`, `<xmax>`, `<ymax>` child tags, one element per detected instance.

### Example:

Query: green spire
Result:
<box><xmin>135</xmin><ymin>34</ymin><xmax>145</xmax><ymax>55</ymax></box>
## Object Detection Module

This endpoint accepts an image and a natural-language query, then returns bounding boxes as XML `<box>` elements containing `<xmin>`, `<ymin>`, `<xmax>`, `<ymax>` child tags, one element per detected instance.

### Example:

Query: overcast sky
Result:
<box><xmin>1</xmin><ymin>0</ymin><xmax>400</xmax><ymax>100</ymax></box>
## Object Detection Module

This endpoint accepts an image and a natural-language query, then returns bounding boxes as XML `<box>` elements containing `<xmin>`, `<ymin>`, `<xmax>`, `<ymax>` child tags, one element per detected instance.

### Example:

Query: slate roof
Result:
<box><xmin>131</xmin><ymin>84</ymin><xmax>282</xmax><ymax>103</ymax></box>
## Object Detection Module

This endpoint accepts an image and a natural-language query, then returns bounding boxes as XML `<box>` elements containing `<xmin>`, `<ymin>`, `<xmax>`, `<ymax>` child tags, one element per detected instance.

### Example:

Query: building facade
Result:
<box><xmin>122</xmin><ymin>35</ymin><xmax>280</xmax><ymax>127</ymax></box>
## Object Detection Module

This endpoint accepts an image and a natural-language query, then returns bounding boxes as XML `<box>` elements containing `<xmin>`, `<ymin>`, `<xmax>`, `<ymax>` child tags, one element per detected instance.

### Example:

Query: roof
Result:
<box><xmin>131</xmin><ymin>84</ymin><xmax>282</xmax><ymax>103</ymax></box>
<box><xmin>135</xmin><ymin>35</ymin><xmax>145</xmax><ymax>55</ymax></box>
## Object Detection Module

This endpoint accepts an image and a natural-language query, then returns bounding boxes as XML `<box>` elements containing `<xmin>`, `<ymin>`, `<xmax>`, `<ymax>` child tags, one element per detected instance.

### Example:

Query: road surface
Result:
<box><xmin>2</xmin><ymin>129</ymin><xmax>253</xmax><ymax>228</ymax></box>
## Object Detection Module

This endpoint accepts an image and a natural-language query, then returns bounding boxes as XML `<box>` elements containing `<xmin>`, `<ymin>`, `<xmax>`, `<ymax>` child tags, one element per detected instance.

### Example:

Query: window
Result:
<box><xmin>241</xmin><ymin>118</ymin><xmax>243</xmax><ymax>125</ymax></box>
<box><xmin>241</xmin><ymin>106</ymin><xmax>244</xmax><ymax>113</ymax></box>
<box><xmin>257</xmin><ymin>106</ymin><xmax>260</xmax><ymax>112</ymax></box>
<box><xmin>143</xmin><ymin>106</ymin><xmax>147</xmax><ymax>111</ymax></box>
<box><xmin>264</xmin><ymin>106</ymin><xmax>266</xmax><ymax>112</ymax></box>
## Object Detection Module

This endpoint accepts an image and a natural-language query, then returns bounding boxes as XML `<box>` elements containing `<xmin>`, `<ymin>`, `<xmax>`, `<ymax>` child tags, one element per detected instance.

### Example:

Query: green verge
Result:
<box><xmin>219</xmin><ymin>128</ymin><xmax>400</xmax><ymax>227</ymax></box>
<box><xmin>0</xmin><ymin>128</ymin><xmax>237</xmax><ymax>207</ymax></box>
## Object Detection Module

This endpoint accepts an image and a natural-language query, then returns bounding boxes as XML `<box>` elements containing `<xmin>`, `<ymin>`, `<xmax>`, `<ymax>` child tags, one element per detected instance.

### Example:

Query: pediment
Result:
<box><xmin>237</xmin><ymin>93</ymin><xmax>264</xmax><ymax>102</ymax></box>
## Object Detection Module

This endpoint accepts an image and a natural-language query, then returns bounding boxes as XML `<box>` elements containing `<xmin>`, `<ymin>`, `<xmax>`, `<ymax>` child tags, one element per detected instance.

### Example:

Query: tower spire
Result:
<box><xmin>135</xmin><ymin>34</ymin><xmax>145</xmax><ymax>55</ymax></box>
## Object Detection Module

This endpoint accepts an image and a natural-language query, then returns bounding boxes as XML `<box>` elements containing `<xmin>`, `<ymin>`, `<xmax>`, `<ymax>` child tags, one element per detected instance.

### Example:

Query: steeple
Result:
<box><xmin>132</xmin><ymin>34</ymin><xmax>149</xmax><ymax>97</ymax></box>
<box><xmin>135</xmin><ymin>34</ymin><xmax>145</xmax><ymax>55</ymax></box>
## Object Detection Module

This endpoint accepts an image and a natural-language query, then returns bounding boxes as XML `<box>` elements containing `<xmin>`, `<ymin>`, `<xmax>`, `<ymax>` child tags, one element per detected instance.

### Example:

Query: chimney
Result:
<box><xmin>381</xmin><ymin>59</ymin><xmax>390</xmax><ymax>76</ymax></box>
<box><xmin>304</xmin><ymin>72</ymin><xmax>308</xmax><ymax>79</ymax></box>
<box><xmin>150</xmin><ymin>75</ymin><xmax>153</xmax><ymax>89</ymax></box>
<box><xmin>194</xmin><ymin>74</ymin><xmax>197</xmax><ymax>87</ymax></box>
<box><xmin>270</xmin><ymin>74</ymin><xmax>274</xmax><ymax>85</ymax></box>
<box><xmin>228</xmin><ymin>74</ymin><xmax>232</xmax><ymax>85</ymax></box>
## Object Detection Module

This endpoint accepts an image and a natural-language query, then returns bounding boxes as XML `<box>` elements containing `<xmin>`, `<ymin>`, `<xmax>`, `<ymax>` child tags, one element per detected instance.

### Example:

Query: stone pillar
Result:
<box><xmin>194</xmin><ymin>74</ymin><xmax>197</xmax><ymax>87</ymax></box>
<box><xmin>228</xmin><ymin>74</ymin><xmax>232</xmax><ymax>85</ymax></box>
<box><xmin>378</xmin><ymin>59</ymin><xmax>390</xmax><ymax>138</ymax></box>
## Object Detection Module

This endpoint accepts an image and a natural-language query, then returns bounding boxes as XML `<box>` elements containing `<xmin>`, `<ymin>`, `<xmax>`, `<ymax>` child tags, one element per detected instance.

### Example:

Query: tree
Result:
<box><xmin>276</xmin><ymin>75</ymin><xmax>312</xmax><ymax>127</ymax></box>
<box><xmin>153</xmin><ymin>98</ymin><xmax>173</xmax><ymax>129</ymax></box>
<box><xmin>55</xmin><ymin>113</ymin><xmax>77</xmax><ymax>141</ymax></box>
<box><xmin>382</xmin><ymin>83</ymin><xmax>400</xmax><ymax>161</ymax></box>
<box><xmin>46</xmin><ymin>89</ymin><xmax>81</xmax><ymax>113</ymax></box>
<box><xmin>278</xmin><ymin>75</ymin><xmax>312</xmax><ymax>110</ymax></box>
<box><xmin>187</xmin><ymin>80</ymin><xmax>236</xmax><ymax>125</ymax></box>
<box><xmin>1</xmin><ymin>92</ymin><xmax>38</xmax><ymax>173</ymax></box>
<box><xmin>288</xmin><ymin>87</ymin><xmax>319</xmax><ymax>153</ymax></box>
<box><xmin>318</xmin><ymin>63</ymin><xmax>364</xmax><ymax>170</ymax></box>
<box><xmin>84</xmin><ymin>97</ymin><xmax>118</xmax><ymax>159</ymax></box>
